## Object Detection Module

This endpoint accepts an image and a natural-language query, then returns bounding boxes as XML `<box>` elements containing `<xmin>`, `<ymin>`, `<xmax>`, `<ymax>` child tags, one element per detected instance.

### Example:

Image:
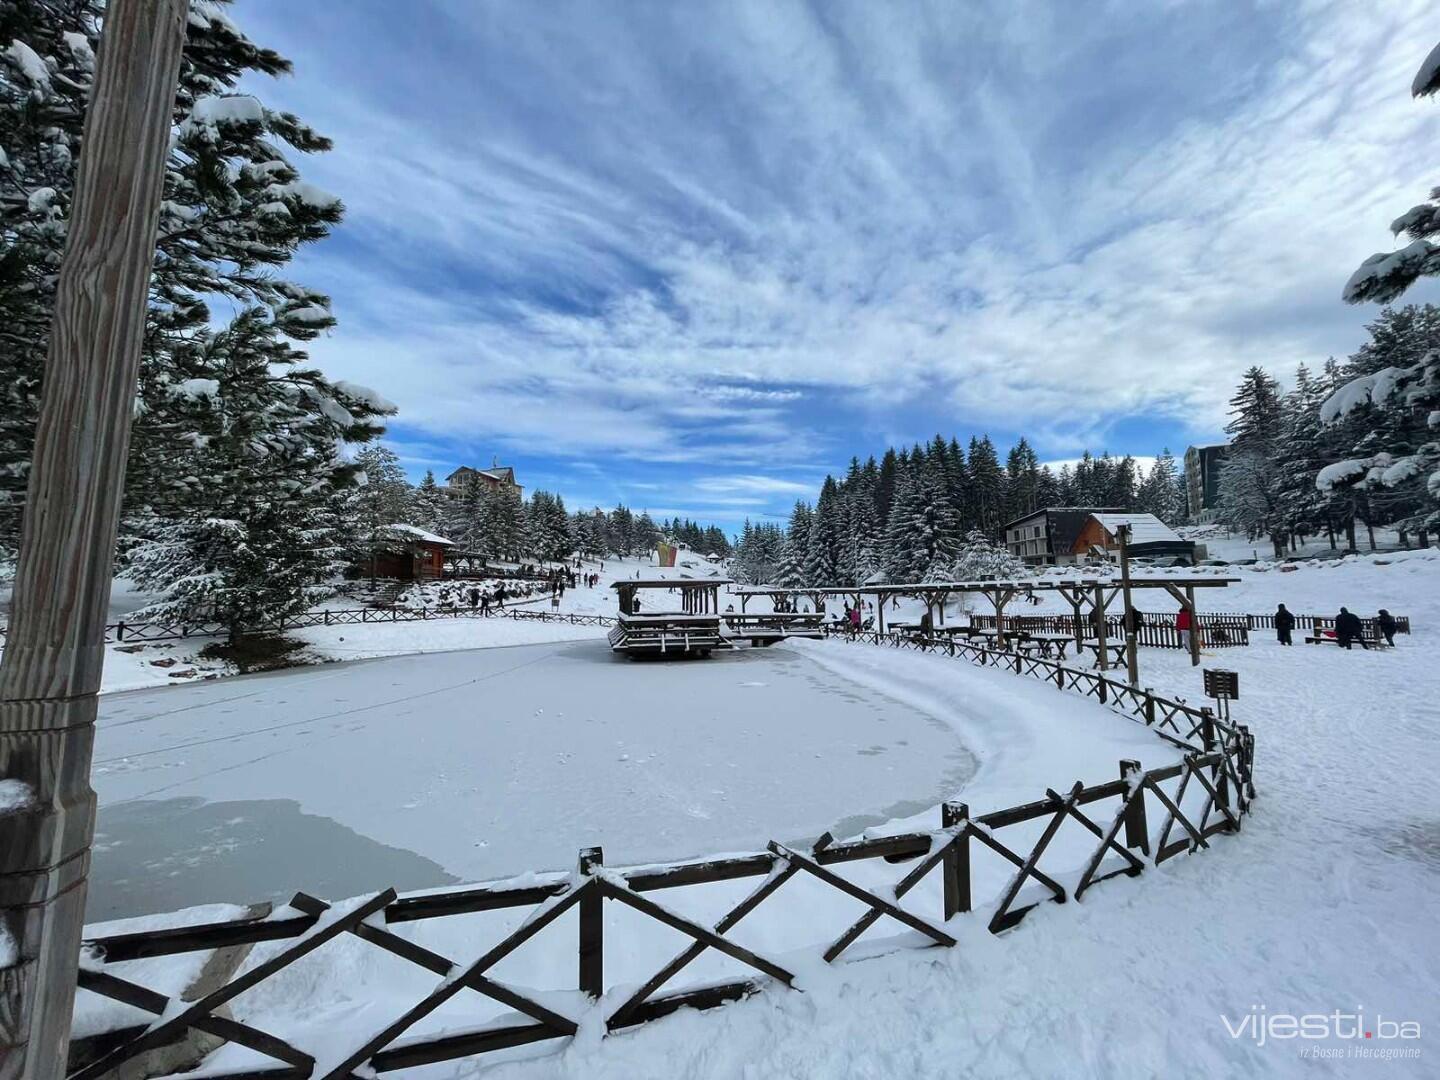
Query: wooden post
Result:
<box><xmin>876</xmin><ymin>592</ymin><xmax>885</xmax><ymax>635</ymax></box>
<box><xmin>1185</xmin><ymin>584</ymin><xmax>1200</xmax><ymax>667</ymax></box>
<box><xmin>1119</xmin><ymin>760</ymin><xmax>1149</xmax><ymax>855</ymax></box>
<box><xmin>578</xmin><ymin>847</ymin><xmax>604</xmax><ymax>998</ymax></box>
<box><xmin>941</xmin><ymin>802</ymin><xmax>970</xmax><ymax>919</ymax></box>
<box><xmin>1091</xmin><ymin>584</ymin><xmax>1109</xmax><ymax>671</ymax></box>
<box><xmin>0</xmin><ymin>5</ymin><xmax>187</xmax><ymax>1078</ymax></box>
<box><xmin>1117</xmin><ymin>525</ymin><xmax>1140</xmax><ymax>687</ymax></box>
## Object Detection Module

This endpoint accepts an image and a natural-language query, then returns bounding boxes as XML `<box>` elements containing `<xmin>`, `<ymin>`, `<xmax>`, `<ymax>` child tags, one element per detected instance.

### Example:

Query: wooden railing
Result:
<box><xmin>823</xmin><ymin>625</ymin><xmax>1244</xmax><ymax>752</ymax></box>
<box><xmin>0</xmin><ymin>604</ymin><xmax>617</xmax><ymax>644</ymax></box>
<box><xmin>968</xmin><ymin>612</ymin><xmax>1250</xmax><ymax>649</ymax></box>
<box><xmin>71</xmin><ymin>751</ymin><xmax>1252</xmax><ymax>1078</ymax></box>
<box><xmin>68</xmin><ymin>626</ymin><xmax>1254</xmax><ymax>1078</ymax></box>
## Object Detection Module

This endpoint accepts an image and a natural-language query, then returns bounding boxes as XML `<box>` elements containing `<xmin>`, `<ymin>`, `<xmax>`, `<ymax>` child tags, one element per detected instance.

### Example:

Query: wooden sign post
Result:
<box><xmin>0</xmin><ymin>3</ymin><xmax>187</xmax><ymax>1077</ymax></box>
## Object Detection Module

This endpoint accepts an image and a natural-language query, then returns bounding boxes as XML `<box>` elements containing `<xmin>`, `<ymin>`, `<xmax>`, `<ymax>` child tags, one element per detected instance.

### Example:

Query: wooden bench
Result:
<box><xmin>1304</xmin><ymin>632</ymin><xmax>1388</xmax><ymax>649</ymax></box>
<box><xmin>721</xmin><ymin>612</ymin><xmax>824</xmax><ymax>646</ymax></box>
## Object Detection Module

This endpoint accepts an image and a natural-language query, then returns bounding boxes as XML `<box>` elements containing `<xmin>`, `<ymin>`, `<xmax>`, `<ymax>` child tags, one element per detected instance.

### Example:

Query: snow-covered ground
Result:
<box><xmin>74</xmin><ymin>550</ymin><xmax>1440</xmax><ymax>1077</ymax></box>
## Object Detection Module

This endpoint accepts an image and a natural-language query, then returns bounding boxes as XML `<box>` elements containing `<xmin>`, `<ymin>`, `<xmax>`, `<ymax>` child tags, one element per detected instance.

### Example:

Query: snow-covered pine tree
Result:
<box><xmin>350</xmin><ymin>445</ymin><xmax>414</xmax><ymax>580</ymax></box>
<box><xmin>950</xmin><ymin>528</ymin><xmax>1028</xmax><ymax>581</ymax></box>
<box><xmin>1218</xmin><ymin>366</ymin><xmax>1288</xmax><ymax>555</ymax></box>
<box><xmin>633</xmin><ymin>511</ymin><xmax>660</xmax><ymax>558</ymax></box>
<box><xmin>804</xmin><ymin>476</ymin><xmax>842</xmax><ymax>584</ymax></box>
<box><xmin>1136</xmin><ymin>449</ymin><xmax>1184</xmax><ymax>526</ymax></box>
<box><xmin>124</xmin><ymin>309</ymin><xmax>393</xmax><ymax>642</ymax></box>
<box><xmin>1</xmin><ymin>0</ymin><xmax>345</xmax><ymax>556</ymax></box>
<box><xmin>1342</xmin><ymin>41</ymin><xmax>1440</xmax><ymax>304</ymax></box>
<box><xmin>778</xmin><ymin>501</ymin><xmax>813</xmax><ymax>587</ymax></box>
<box><xmin>967</xmin><ymin>436</ymin><xmax>1003</xmax><ymax>534</ymax></box>
<box><xmin>882</xmin><ymin>469</ymin><xmax>959</xmax><ymax>583</ymax></box>
<box><xmin>1270</xmin><ymin>368</ymin><xmax>1330</xmax><ymax>545</ymax></box>
<box><xmin>411</xmin><ymin>470</ymin><xmax>446</xmax><ymax>535</ymax></box>
<box><xmin>1003</xmin><ymin>438</ymin><xmax>1041</xmax><ymax>523</ymax></box>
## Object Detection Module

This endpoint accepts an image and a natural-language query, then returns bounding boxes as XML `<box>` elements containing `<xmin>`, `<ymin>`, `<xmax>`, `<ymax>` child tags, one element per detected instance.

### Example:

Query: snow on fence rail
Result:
<box><xmin>68</xmin><ymin>640</ymin><xmax>1255</xmax><ymax>1078</ymax></box>
<box><xmin>0</xmin><ymin>605</ymin><xmax>617</xmax><ymax>644</ymax></box>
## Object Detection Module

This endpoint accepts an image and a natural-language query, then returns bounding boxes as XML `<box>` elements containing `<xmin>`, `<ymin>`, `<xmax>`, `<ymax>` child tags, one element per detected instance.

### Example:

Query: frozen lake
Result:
<box><xmin>89</xmin><ymin>640</ymin><xmax>975</xmax><ymax>919</ymax></box>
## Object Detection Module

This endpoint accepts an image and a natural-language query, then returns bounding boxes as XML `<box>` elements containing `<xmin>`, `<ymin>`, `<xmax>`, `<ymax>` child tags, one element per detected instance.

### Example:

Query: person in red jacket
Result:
<box><xmin>1176</xmin><ymin>605</ymin><xmax>1193</xmax><ymax>653</ymax></box>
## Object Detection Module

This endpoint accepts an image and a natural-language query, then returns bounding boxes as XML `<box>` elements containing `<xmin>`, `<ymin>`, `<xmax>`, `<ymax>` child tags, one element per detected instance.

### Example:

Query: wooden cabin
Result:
<box><xmin>365</xmin><ymin>524</ymin><xmax>455</xmax><ymax>581</ymax></box>
<box><xmin>607</xmin><ymin>576</ymin><xmax>732</xmax><ymax>658</ymax></box>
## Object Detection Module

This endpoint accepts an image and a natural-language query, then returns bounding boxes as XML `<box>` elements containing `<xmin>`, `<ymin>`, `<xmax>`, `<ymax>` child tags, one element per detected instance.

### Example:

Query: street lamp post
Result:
<box><xmin>0</xmin><ymin>3</ymin><xmax>188</xmax><ymax>1077</ymax></box>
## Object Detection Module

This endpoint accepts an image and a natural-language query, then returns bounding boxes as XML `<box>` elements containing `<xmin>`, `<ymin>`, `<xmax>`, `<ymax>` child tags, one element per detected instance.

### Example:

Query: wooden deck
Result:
<box><xmin>607</xmin><ymin>613</ymin><xmax>727</xmax><ymax>658</ymax></box>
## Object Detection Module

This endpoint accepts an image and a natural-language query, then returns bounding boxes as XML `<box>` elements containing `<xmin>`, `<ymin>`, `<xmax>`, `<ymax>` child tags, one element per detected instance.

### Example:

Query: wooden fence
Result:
<box><xmin>969</xmin><ymin>612</ymin><xmax>1250</xmax><ymax>649</ymax></box>
<box><xmin>0</xmin><ymin>604</ymin><xmax>617</xmax><ymax>645</ymax></box>
<box><xmin>68</xmin><ymin>633</ymin><xmax>1254</xmax><ymax>1078</ymax></box>
<box><xmin>971</xmin><ymin>611</ymin><xmax>1413</xmax><ymax>648</ymax></box>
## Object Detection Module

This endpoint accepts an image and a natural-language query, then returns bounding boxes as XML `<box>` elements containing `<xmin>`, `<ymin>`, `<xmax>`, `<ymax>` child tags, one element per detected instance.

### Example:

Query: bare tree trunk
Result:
<box><xmin>0</xmin><ymin>5</ymin><xmax>187</xmax><ymax>1078</ymax></box>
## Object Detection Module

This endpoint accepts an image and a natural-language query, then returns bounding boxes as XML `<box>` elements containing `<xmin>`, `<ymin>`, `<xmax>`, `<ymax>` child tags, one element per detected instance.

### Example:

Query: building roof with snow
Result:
<box><xmin>1085</xmin><ymin>513</ymin><xmax>1183</xmax><ymax>546</ymax></box>
<box><xmin>384</xmin><ymin>524</ymin><xmax>456</xmax><ymax>547</ymax></box>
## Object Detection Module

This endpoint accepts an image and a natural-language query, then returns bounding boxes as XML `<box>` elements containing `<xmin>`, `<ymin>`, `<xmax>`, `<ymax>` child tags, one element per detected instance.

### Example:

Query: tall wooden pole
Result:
<box><xmin>1117</xmin><ymin>524</ymin><xmax>1140</xmax><ymax>686</ymax></box>
<box><xmin>0</xmin><ymin>4</ymin><xmax>187</xmax><ymax>1077</ymax></box>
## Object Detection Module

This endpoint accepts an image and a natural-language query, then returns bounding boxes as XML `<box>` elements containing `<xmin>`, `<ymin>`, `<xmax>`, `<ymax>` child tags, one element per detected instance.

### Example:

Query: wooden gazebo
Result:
<box><xmin>607</xmin><ymin>577</ymin><xmax>733</xmax><ymax>658</ymax></box>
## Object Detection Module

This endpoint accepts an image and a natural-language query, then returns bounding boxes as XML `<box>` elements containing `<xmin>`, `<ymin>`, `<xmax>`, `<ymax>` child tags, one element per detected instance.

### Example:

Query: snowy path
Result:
<box><xmin>89</xmin><ymin>639</ymin><xmax>985</xmax><ymax>920</ymax></box>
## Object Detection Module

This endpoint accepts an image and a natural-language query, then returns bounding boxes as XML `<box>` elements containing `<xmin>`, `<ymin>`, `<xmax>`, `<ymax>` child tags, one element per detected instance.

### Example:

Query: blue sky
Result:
<box><xmin>234</xmin><ymin>0</ymin><xmax>1440</xmax><ymax>527</ymax></box>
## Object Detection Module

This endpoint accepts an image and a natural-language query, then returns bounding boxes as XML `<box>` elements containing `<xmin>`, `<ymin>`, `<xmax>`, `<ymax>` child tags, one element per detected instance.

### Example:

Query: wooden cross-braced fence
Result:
<box><xmin>69</xmin><ymin>639</ymin><xmax>1254</xmax><ymax>1078</ymax></box>
<box><xmin>821</xmin><ymin>625</ymin><xmax>1245</xmax><ymax>751</ymax></box>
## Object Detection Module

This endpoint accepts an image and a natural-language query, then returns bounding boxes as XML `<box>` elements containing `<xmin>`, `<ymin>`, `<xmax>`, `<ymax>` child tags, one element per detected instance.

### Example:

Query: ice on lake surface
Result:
<box><xmin>89</xmin><ymin>640</ymin><xmax>975</xmax><ymax>920</ymax></box>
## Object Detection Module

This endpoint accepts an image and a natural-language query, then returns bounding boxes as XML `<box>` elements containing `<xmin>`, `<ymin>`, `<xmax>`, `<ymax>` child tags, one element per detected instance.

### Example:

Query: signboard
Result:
<box><xmin>1203</xmin><ymin>668</ymin><xmax>1239</xmax><ymax>700</ymax></box>
<box><xmin>657</xmin><ymin>541</ymin><xmax>677</xmax><ymax>567</ymax></box>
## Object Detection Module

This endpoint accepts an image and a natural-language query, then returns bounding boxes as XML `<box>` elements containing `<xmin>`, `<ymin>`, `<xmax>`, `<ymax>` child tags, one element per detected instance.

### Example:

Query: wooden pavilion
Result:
<box><xmin>608</xmin><ymin>577</ymin><xmax>733</xmax><ymax>658</ymax></box>
<box><xmin>731</xmin><ymin>574</ymin><xmax>1240</xmax><ymax>674</ymax></box>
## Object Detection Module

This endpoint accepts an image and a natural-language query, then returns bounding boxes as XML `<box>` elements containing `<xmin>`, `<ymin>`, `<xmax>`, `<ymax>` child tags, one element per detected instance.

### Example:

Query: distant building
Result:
<box><xmin>364</xmin><ymin>524</ymin><xmax>454</xmax><ymax>581</ymax></box>
<box><xmin>1184</xmin><ymin>444</ymin><xmax>1228</xmax><ymax>523</ymax></box>
<box><xmin>1071</xmin><ymin>512</ymin><xmax>1196</xmax><ymax>564</ymax></box>
<box><xmin>1002</xmin><ymin>507</ymin><xmax>1125</xmax><ymax>566</ymax></box>
<box><xmin>446</xmin><ymin>463</ymin><xmax>523</xmax><ymax>499</ymax></box>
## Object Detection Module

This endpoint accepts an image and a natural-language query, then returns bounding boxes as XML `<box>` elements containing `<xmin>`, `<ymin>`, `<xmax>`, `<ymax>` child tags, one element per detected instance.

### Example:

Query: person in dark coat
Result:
<box><xmin>1334</xmin><ymin>607</ymin><xmax>1365</xmax><ymax>650</ymax></box>
<box><xmin>1275</xmin><ymin>603</ymin><xmax>1295</xmax><ymax>646</ymax></box>
<box><xmin>1377</xmin><ymin>609</ymin><xmax>1397</xmax><ymax>646</ymax></box>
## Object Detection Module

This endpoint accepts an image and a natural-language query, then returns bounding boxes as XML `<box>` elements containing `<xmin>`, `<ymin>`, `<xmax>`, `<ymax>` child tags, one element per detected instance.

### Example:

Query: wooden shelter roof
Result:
<box><xmin>613</xmin><ymin>577</ymin><xmax>734</xmax><ymax>590</ymax></box>
<box><xmin>732</xmin><ymin>576</ymin><xmax>1239</xmax><ymax>596</ymax></box>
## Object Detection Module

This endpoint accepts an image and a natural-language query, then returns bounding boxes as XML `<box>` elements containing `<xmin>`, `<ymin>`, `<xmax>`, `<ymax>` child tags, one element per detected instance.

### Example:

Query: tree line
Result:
<box><xmin>731</xmin><ymin>437</ymin><xmax>1184</xmax><ymax>586</ymax></box>
<box><xmin>1213</xmin><ymin>306</ymin><xmax>1440</xmax><ymax>558</ymax></box>
<box><xmin>351</xmin><ymin>447</ymin><xmax>731</xmax><ymax>572</ymax></box>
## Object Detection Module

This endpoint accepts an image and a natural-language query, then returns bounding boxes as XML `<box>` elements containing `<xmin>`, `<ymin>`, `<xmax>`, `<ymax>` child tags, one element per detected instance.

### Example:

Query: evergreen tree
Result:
<box><xmin>883</xmin><ymin>469</ymin><xmax>960</xmax><ymax>583</ymax></box>
<box><xmin>411</xmin><ymin>470</ymin><xmax>446</xmax><ymax>535</ymax></box>
<box><xmin>1</xmin><ymin>0</ymin><xmax>344</xmax><ymax>555</ymax></box>
<box><xmin>1003</xmin><ymin>438</ymin><xmax>1041</xmax><ymax>522</ymax></box>
<box><xmin>350</xmin><ymin>445</ymin><xmax>414</xmax><ymax>580</ymax></box>
<box><xmin>124</xmin><ymin>310</ymin><xmax>391</xmax><ymax>641</ymax></box>
<box><xmin>1136</xmin><ymin>449</ymin><xmax>1184</xmax><ymax>526</ymax></box>
<box><xmin>778</xmin><ymin>501</ymin><xmax>812</xmax><ymax>587</ymax></box>
<box><xmin>950</xmin><ymin>528</ymin><xmax>1028</xmax><ymax>580</ymax></box>
<box><xmin>804</xmin><ymin>476</ymin><xmax>842</xmax><ymax>583</ymax></box>
<box><xmin>967</xmin><ymin>436</ymin><xmax>1003</xmax><ymax>534</ymax></box>
<box><xmin>1225</xmin><ymin>367</ymin><xmax>1285</xmax><ymax>452</ymax></box>
<box><xmin>1342</xmin><ymin>40</ymin><xmax>1440</xmax><ymax>303</ymax></box>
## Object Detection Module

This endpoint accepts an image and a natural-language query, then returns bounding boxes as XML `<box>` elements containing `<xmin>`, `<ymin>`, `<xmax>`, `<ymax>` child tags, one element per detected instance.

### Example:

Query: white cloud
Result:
<box><xmin>245</xmin><ymin>0</ymin><xmax>1440</xmax><ymax>476</ymax></box>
